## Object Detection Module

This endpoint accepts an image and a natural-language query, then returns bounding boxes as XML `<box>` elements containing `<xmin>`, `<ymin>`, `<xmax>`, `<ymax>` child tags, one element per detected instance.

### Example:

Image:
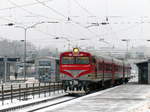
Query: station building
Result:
<box><xmin>136</xmin><ymin>59</ymin><xmax>150</xmax><ymax>84</ymax></box>
<box><xmin>0</xmin><ymin>57</ymin><xmax>19</xmax><ymax>83</ymax></box>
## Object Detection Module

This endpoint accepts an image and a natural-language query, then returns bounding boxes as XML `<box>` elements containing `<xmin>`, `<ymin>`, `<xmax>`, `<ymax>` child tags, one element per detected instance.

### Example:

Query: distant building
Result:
<box><xmin>0</xmin><ymin>57</ymin><xmax>19</xmax><ymax>83</ymax></box>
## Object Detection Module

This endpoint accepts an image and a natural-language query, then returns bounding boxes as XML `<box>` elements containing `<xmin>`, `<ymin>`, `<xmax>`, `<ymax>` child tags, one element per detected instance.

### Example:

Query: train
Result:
<box><xmin>60</xmin><ymin>48</ymin><xmax>131</xmax><ymax>94</ymax></box>
<box><xmin>35</xmin><ymin>56</ymin><xmax>60</xmax><ymax>82</ymax></box>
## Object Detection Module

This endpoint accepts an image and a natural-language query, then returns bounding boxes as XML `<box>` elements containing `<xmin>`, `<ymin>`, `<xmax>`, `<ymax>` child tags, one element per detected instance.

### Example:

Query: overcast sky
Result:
<box><xmin>0</xmin><ymin>0</ymin><xmax>149</xmax><ymax>51</ymax></box>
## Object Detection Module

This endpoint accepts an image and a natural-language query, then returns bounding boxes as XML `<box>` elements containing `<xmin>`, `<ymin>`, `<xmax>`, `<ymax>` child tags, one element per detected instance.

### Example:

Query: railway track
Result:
<box><xmin>0</xmin><ymin>83</ymin><xmax>120</xmax><ymax>112</ymax></box>
<box><xmin>27</xmin><ymin>86</ymin><xmax>118</xmax><ymax>112</ymax></box>
<box><xmin>1</xmin><ymin>94</ymin><xmax>79</xmax><ymax>112</ymax></box>
<box><xmin>24</xmin><ymin>95</ymin><xmax>79</xmax><ymax>112</ymax></box>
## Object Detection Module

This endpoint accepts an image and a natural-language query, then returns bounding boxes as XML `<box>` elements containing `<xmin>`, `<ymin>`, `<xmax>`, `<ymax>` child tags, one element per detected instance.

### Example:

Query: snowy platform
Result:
<box><xmin>39</xmin><ymin>83</ymin><xmax>150</xmax><ymax>112</ymax></box>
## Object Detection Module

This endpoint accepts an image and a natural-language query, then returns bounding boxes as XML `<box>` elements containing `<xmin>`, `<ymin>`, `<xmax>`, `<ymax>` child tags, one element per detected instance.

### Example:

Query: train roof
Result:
<box><xmin>60</xmin><ymin>50</ymin><xmax>130</xmax><ymax>66</ymax></box>
<box><xmin>94</xmin><ymin>54</ymin><xmax>123</xmax><ymax>65</ymax></box>
<box><xmin>60</xmin><ymin>51</ymin><xmax>91</xmax><ymax>56</ymax></box>
<box><xmin>90</xmin><ymin>51</ymin><xmax>130</xmax><ymax>66</ymax></box>
<box><xmin>36</xmin><ymin>56</ymin><xmax>59</xmax><ymax>60</ymax></box>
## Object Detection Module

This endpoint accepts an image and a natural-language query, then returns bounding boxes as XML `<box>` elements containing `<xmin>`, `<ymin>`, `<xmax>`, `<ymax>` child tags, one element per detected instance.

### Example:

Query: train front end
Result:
<box><xmin>60</xmin><ymin>48</ymin><xmax>92</xmax><ymax>93</ymax></box>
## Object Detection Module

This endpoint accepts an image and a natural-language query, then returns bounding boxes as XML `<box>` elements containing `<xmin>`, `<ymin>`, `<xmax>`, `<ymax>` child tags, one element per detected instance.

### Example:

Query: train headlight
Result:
<box><xmin>73</xmin><ymin>48</ymin><xmax>79</xmax><ymax>53</ymax></box>
<box><xmin>73</xmin><ymin>48</ymin><xmax>79</xmax><ymax>56</ymax></box>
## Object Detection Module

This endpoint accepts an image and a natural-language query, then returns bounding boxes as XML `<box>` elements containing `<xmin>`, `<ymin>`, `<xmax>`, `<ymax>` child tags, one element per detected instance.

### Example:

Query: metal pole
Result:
<box><xmin>126</xmin><ymin>40</ymin><xmax>129</xmax><ymax>59</ymax></box>
<box><xmin>4</xmin><ymin>57</ymin><xmax>7</xmax><ymax>83</ymax></box>
<box><xmin>24</xmin><ymin>29</ymin><xmax>27</xmax><ymax>81</ymax></box>
<box><xmin>2</xmin><ymin>85</ymin><xmax>4</xmax><ymax>105</ymax></box>
<box><xmin>32</xmin><ymin>83</ymin><xmax>35</xmax><ymax>99</ymax></box>
<box><xmin>19</xmin><ymin>84</ymin><xmax>21</xmax><ymax>101</ymax></box>
<box><xmin>68</xmin><ymin>40</ymin><xmax>70</xmax><ymax>50</ymax></box>
<box><xmin>49</xmin><ymin>82</ymin><xmax>51</xmax><ymax>96</ymax></box>
<box><xmin>11</xmin><ymin>85</ymin><xmax>13</xmax><ymax>103</ymax></box>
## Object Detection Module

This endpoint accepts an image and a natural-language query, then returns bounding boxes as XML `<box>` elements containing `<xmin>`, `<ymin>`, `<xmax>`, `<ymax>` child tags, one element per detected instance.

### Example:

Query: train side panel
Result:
<box><xmin>60</xmin><ymin>49</ymin><xmax>131</xmax><ymax>93</ymax></box>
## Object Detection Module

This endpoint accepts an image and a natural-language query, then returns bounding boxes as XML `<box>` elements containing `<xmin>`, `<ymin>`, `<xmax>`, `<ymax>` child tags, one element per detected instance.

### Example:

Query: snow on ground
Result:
<box><xmin>16</xmin><ymin>96</ymin><xmax>75</xmax><ymax>112</ymax></box>
<box><xmin>1</xmin><ymin>77</ymin><xmax>150</xmax><ymax>112</ymax></box>
<box><xmin>129</xmin><ymin>102</ymin><xmax>150</xmax><ymax>112</ymax></box>
<box><xmin>37</xmin><ymin>83</ymin><xmax>150</xmax><ymax>112</ymax></box>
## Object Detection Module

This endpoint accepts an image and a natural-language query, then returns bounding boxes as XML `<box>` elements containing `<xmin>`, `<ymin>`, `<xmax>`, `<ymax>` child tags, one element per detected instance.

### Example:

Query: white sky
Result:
<box><xmin>0</xmin><ymin>0</ymin><xmax>149</xmax><ymax>51</ymax></box>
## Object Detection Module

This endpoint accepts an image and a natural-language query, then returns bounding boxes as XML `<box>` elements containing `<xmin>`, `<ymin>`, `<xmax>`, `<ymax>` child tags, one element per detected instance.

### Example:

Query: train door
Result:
<box><xmin>123</xmin><ymin>62</ymin><xmax>125</xmax><ymax>81</ymax></box>
<box><xmin>55</xmin><ymin>59</ymin><xmax>60</xmax><ymax>82</ymax></box>
<box><xmin>92</xmin><ymin>56</ymin><xmax>97</xmax><ymax>79</ymax></box>
<box><xmin>111</xmin><ymin>59</ymin><xmax>115</xmax><ymax>85</ymax></box>
<box><xmin>102</xmin><ymin>60</ymin><xmax>105</xmax><ymax>87</ymax></box>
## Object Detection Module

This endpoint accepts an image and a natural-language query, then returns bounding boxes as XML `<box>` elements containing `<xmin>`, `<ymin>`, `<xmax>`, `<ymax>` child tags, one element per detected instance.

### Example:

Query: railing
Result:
<box><xmin>0</xmin><ymin>81</ymin><xmax>63</xmax><ymax>105</ymax></box>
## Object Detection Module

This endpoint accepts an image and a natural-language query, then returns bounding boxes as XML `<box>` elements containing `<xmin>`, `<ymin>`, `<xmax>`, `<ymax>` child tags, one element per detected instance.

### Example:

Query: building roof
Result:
<box><xmin>136</xmin><ymin>59</ymin><xmax>150</xmax><ymax>65</ymax></box>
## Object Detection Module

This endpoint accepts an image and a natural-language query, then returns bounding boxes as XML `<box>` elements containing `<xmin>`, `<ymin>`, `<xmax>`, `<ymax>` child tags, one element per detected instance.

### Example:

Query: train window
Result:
<box><xmin>98</xmin><ymin>63</ymin><xmax>103</xmax><ymax>71</ymax></box>
<box><xmin>76</xmin><ymin>57</ymin><xmax>89</xmax><ymax>64</ymax></box>
<box><xmin>39</xmin><ymin>61</ymin><xmax>51</xmax><ymax>66</ymax></box>
<box><xmin>105</xmin><ymin>64</ymin><xmax>112</xmax><ymax>71</ymax></box>
<box><xmin>61</xmin><ymin>56</ymin><xmax>90</xmax><ymax>64</ymax></box>
<box><xmin>120</xmin><ymin>66</ymin><xmax>123</xmax><ymax>72</ymax></box>
<box><xmin>62</xmin><ymin>57</ymin><xmax>74</xmax><ymax>64</ymax></box>
<box><xmin>115</xmin><ymin>65</ymin><xmax>118</xmax><ymax>71</ymax></box>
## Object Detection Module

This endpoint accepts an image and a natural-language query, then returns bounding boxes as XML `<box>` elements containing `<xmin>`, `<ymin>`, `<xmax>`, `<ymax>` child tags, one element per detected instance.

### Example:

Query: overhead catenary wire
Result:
<box><xmin>1</xmin><ymin>0</ymin><xmax>149</xmax><ymax>47</ymax></box>
<box><xmin>35</xmin><ymin>0</ymin><xmax>101</xmax><ymax>38</ymax></box>
<box><xmin>35</xmin><ymin>0</ymin><xmax>67</xmax><ymax>18</ymax></box>
<box><xmin>0</xmin><ymin>0</ymin><xmax>85</xmax><ymax>41</ymax></box>
<box><xmin>73</xmin><ymin>0</ymin><xmax>95</xmax><ymax>17</ymax></box>
<box><xmin>6</xmin><ymin>0</ymin><xmax>75</xmax><ymax>39</ymax></box>
<box><xmin>7</xmin><ymin>0</ymin><xmax>64</xmax><ymax>22</ymax></box>
<box><xmin>6</xmin><ymin>0</ymin><xmax>92</xmax><ymax>39</ymax></box>
<box><xmin>73</xmin><ymin>0</ymin><xmax>106</xmax><ymax>38</ymax></box>
<box><xmin>6</xmin><ymin>0</ymin><xmax>150</xmax><ymax>38</ymax></box>
<box><xmin>0</xmin><ymin>0</ymin><xmax>51</xmax><ymax>11</ymax></box>
<box><xmin>35</xmin><ymin>27</ymin><xmax>79</xmax><ymax>39</ymax></box>
<box><xmin>0</xmin><ymin>16</ymin><xmax>18</xmax><ymax>24</ymax></box>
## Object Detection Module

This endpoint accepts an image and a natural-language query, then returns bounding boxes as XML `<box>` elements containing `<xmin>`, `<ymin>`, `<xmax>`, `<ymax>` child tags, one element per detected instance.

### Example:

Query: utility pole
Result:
<box><xmin>122</xmin><ymin>39</ymin><xmax>130</xmax><ymax>60</ymax></box>
<box><xmin>4</xmin><ymin>56</ymin><xmax>7</xmax><ymax>83</ymax></box>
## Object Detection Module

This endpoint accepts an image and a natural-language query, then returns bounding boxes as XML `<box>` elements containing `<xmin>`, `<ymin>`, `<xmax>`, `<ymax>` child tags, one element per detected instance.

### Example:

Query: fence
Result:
<box><xmin>0</xmin><ymin>81</ymin><xmax>63</xmax><ymax>105</ymax></box>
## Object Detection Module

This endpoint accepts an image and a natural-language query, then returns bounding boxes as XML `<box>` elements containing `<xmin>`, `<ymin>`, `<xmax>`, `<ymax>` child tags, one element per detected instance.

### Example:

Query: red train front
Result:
<box><xmin>60</xmin><ymin>48</ymin><xmax>95</xmax><ymax>93</ymax></box>
<box><xmin>60</xmin><ymin>48</ymin><xmax>131</xmax><ymax>94</ymax></box>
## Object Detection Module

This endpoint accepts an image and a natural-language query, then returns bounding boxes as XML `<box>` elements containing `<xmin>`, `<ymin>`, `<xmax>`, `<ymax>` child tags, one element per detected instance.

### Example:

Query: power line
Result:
<box><xmin>33</xmin><ymin>28</ymin><xmax>58</xmax><ymax>37</ymax></box>
<box><xmin>73</xmin><ymin>0</ymin><xmax>95</xmax><ymax>16</ymax></box>
<box><xmin>7</xmin><ymin>0</ymin><xmax>62</xmax><ymax>21</ymax></box>
<box><xmin>4</xmin><ymin>0</ymin><xmax>149</xmax><ymax>42</ymax></box>
<box><xmin>0</xmin><ymin>0</ymin><xmax>51</xmax><ymax>11</ymax></box>
<box><xmin>35</xmin><ymin>0</ymin><xmax>66</xmax><ymax>18</ymax></box>
<box><xmin>35</xmin><ymin>27</ymin><xmax>84</xmax><ymax>41</ymax></box>
<box><xmin>0</xmin><ymin>16</ymin><xmax>18</xmax><ymax>24</ymax></box>
<box><xmin>72</xmin><ymin>0</ymin><xmax>107</xmax><ymax>37</ymax></box>
<box><xmin>35</xmin><ymin>0</ymin><xmax>101</xmax><ymax>38</ymax></box>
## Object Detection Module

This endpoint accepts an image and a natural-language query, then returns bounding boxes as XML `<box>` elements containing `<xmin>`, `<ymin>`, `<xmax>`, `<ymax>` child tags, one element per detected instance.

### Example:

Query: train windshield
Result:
<box><xmin>62</xmin><ymin>56</ymin><xmax>90</xmax><ymax>64</ymax></box>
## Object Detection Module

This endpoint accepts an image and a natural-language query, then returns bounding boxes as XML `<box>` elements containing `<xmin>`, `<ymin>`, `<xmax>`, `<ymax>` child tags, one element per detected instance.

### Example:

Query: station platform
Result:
<box><xmin>40</xmin><ymin>82</ymin><xmax>150</xmax><ymax>112</ymax></box>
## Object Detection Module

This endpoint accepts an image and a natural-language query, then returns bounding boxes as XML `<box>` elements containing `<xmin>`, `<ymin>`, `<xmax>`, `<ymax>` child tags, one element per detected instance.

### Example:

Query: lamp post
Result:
<box><xmin>7</xmin><ymin>21</ymin><xmax>59</xmax><ymax>81</ymax></box>
<box><xmin>122</xmin><ymin>39</ymin><xmax>130</xmax><ymax>59</ymax></box>
<box><xmin>4</xmin><ymin>56</ymin><xmax>7</xmax><ymax>83</ymax></box>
